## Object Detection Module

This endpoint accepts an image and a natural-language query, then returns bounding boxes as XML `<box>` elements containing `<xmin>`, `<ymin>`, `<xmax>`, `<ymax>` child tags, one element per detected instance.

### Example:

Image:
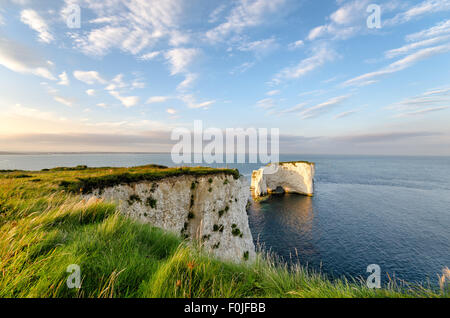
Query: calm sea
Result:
<box><xmin>1</xmin><ymin>153</ymin><xmax>449</xmax><ymax>286</ymax></box>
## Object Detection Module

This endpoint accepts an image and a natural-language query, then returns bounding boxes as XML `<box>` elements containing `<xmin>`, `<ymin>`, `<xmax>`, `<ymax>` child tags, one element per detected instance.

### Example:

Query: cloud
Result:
<box><xmin>266</xmin><ymin>90</ymin><xmax>280</xmax><ymax>96</ymax></box>
<box><xmin>206</xmin><ymin>0</ymin><xmax>286</xmax><ymax>42</ymax></box>
<box><xmin>395</xmin><ymin>106</ymin><xmax>449</xmax><ymax>117</ymax></box>
<box><xmin>334</xmin><ymin>131</ymin><xmax>443</xmax><ymax>143</ymax></box>
<box><xmin>177</xmin><ymin>73</ymin><xmax>198</xmax><ymax>91</ymax></box>
<box><xmin>0</xmin><ymin>36</ymin><xmax>55</xmax><ymax>80</ymax></box>
<box><xmin>288</xmin><ymin>40</ymin><xmax>304</xmax><ymax>50</ymax></box>
<box><xmin>237</xmin><ymin>37</ymin><xmax>278</xmax><ymax>57</ymax></box>
<box><xmin>0</xmin><ymin>131</ymin><xmax>176</xmax><ymax>152</ymax></box>
<box><xmin>385</xmin><ymin>0</ymin><xmax>450</xmax><ymax>26</ymax></box>
<box><xmin>180</xmin><ymin>94</ymin><xmax>214</xmax><ymax>109</ymax></box>
<box><xmin>164</xmin><ymin>48</ymin><xmax>200</xmax><ymax>75</ymax></box>
<box><xmin>73</xmin><ymin>70</ymin><xmax>106</xmax><ymax>85</ymax></box>
<box><xmin>344</xmin><ymin>44</ymin><xmax>450</xmax><ymax>86</ymax></box>
<box><xmin>53</xmin><ymin>96</ymin><xmax>73</xmax><ymax>107</ymax></box>
<box><xmin>208</xmin><ymin>4</ymin><xmax>228</xmax><ymax>23</ymax></box>
<box><xmin>57</xmin><ymin>71</ymin><xmax>69</xmax><ymax>86</ymax></box>
<box><xmin>109</xmin><ymin>91</ymin><xmax>139</xmax><ymax>108</ymax></box>
<box><xmin>279</xmin><ymin>103</ymin><xmax>307</xmax><ymax>114</ymax></box>
<box><xmin>387</xmin><ymin>86</ymin><xmax>450</xmax><ymax>117</ymax></box>
<box><xmin>86</xmin><ymin>89</ymin><xmax>95</xmax><ymax>96</ymax></box>
<box><xmin>229</xmin><ymin>62</ymin><xmax>255</xmax><ymax>75</ymax></box>
<box><xmin>64</xmin><ymin>0</ymin><xmax>186</xmax><ymax>57</ymax></box>
<box><xmin>256</xmin><ymin>98</ymin><xmax>276</xmax><ymax>110</ymax></box>
<box><xmin>105</xmin><ymin>74</ymin><xmax>128</xmax><ymax>91</ymax></box>
<box><xmin>272</xmin><ymin>45</ymin><xmax>336</xmax><ymax>84</ymax></box>
<box><xmin>20</xmin><ymin>9</ymin><xmax>53</xmax><ymax>43</ymax></box>
<box><xmin>146</xmin><ymin>96</ymin><xmax>170</xmax><ymax>104</ymax></box>
<box><xmin>406</xmin><ymin>19</ymin><xmax>450</xmax><ymax>42</ymax></box>
<box><xmin>299</xmin><ymin>95</ymin><xmax>351</xmax><ymax>119</ymax></box>
<box><xmin>166</xmin><ymin>108</ymin><xmax>177</xmax><ymax>114</ymax></box>
<box><xmin>334</xmin><ymin>109</ymin><xmax>360</xmax><ymax>119</ymax></box>
<box><xmin>139</xmin><ymin>51</ymin><xmax>161</xmax><ymax>61</ymax></box>
<box><xmin>385</xmin><ymin>35</ymin><xmax>450</xmax><ymax>58</ymax></box>
<box><xmin>306</xmin><ymin>0</ymin><xmax>371</xmax><ymax>41</ymax></box>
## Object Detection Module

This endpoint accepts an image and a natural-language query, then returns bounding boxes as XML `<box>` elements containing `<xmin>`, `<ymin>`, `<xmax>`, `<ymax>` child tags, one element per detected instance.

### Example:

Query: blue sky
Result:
<box><xmin>0</xmin><ymin>0</ymin><xmax>450</xmax><ymax>154</ymax></box>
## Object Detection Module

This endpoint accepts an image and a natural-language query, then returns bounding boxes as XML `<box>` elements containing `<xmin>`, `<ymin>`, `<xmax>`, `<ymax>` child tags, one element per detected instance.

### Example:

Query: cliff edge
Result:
<box><xmin>75</xmin><ymin>169</ymin><xmax>255</xmax><ymax>263</ymax></box>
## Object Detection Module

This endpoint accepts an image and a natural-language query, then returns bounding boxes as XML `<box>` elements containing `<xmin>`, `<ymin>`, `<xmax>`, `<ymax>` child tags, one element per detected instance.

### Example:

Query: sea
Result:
<box><xmin>1</xmin><ymin>153</ymin><xmax>449</xmax><ymax>286</ymax></box>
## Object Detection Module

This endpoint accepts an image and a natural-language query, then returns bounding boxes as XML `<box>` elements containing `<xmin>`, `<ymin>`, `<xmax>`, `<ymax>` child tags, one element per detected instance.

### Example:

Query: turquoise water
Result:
<box><xmin>1</xmin><ymin>154</ymin><xmax>449</xmax><ymax>286</ymax></box>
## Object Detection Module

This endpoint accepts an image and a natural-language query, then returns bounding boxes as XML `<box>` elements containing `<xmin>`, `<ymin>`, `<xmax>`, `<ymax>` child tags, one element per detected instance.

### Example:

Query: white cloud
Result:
<box><xmin>146</xmin><ymin>96</ymin><xmax>170</xmax><ymax>104</ymax></box>
<box><xmin>0</xmin><ymin>36</ymin><xmax>55</xmax><ymax>80</ymax></box>
<box><xmin>299</xmin><ymin>95</ymin><xmax>351</xmax><ymax>119</ymax></box>
<box><xmin>73</xmin><ymin>70</ymin><xmax>106</xmax><ymax>85</ymax></box>
<box><xmin>20</xmin><ymin>9</ymin><xmax>53</xmax><ymax>43</ymax></box>
<box><xmin>54</xmin><ymin>96</ymin><xmax>73</xmax><ymax>107</ymax></box>
<box><xmin>385</xmin><ymin>0</ymin><xmax>450</xmax><ymax>26</ymax></box>
<box><xmin>385</xmin><ymin>35</ymin><xmax>450</xmax><ymax>58</ymax></box>
<box><xmin>206</xmin><ymin>0</ymin><xmax>286</xmax><ymax>42</ymax></box>
<box><xmin>344</xmin><ymin>44</ymin><xmax>450</xmax><ymax>86</ymax></box>
<box><xmin>256</xmin><ymin>98</ymin><xmax>276</xmax><ymax>110</ymax></box>
<box><xmin>167</xmin><ymin>108</ymin><xmax>177</xmax><ymax>114</ymax></box>
<box><xmin>307</xmin><ymin>25</ymin><xmax>329</xmax><ymax>41</ymax></box>
<box><xmin>180</xmin><ymin>94</ymin><xmax>214</xmax><ymax>109</ymax></box>
<box><xmin>406</xmin><ymin>19</ymin><xmax>450</xmax><ymax>42</ymax></box>
<box><xmin>229</xmin><ymin>62</ymin><xmax>255</xmax><ymax>75</ymax></box>
<box><xmin>57</xmin><ymin>71</ymin><xmax>70</xmax><ymax>86</ymax></box>
<box><xmin>266</xmin><ymin>90</ymin><xmax>280</xmax><ymax>96</ymax></box>
<box><xmin>272</xmin><ymin>45</ymin><xmax>336</xmax><ymax>84</ymax></box>
<box><xmin>386</xmin><ymin>86</ymin><xmax>450</xmax><ymax>117</ymax></box>
<box><xmin>307</xmin><ymin>0</ymin><xmax>371</xmax><ymax>41</ymax></box>
<box><xmin>64</xmin><ymin>0</ymin><xmax>187</xmax><ymax>57</ymax></box>
<box><xmin>395</xmin><ymin>106</ymin><xmax>449</xmax><ymax>117</ymax></box>
<box><xmin>164</xmin><ymin>48</ymin><xmax>200</xmax><ymax>75</ymax></box>
<box><xmin>96</xmin><ymin>103</ymin><xmax>107</xmax><ymax>108</ymax></box>
<box><xmin>86</xmin><ymin>89</ymin><xmax>96</xmax><ymax>96</ymax></box>
<box><xmin>139</xmin><ymin>51</ymin><xmax>161</xmax><ymax>61</ymax></box>
<box><xmin>109</xmin><ymin>91</ymin><xmax>139</xmax><ymax>108</ymax></box>
<box><xmin>334</xmin><ymin>109</ymin><xmax>360</xmax><ymax>119</ymax></box>
<box><xmin>288</xmin><ymin>40</ymin><xmax>304</xmax><ymax>50</ymax></box>
<box><xmin>279</xmin><ymin>103</ymin><xmax>307</xmax><ymax>114</ymax></box>
<box><xmin>238</xmin><ymin>37</ymin><xmax>278</xmax><ymax>57</ymax></box>
<box><xmin>208</xmin><ymin>4</ymin><xmax>228</xmax><ymax>23</ymax></box>
<box><xmin>177</xmin><ymin>73</ymin><xmax>198</xmax><ymax>90</ymax></box>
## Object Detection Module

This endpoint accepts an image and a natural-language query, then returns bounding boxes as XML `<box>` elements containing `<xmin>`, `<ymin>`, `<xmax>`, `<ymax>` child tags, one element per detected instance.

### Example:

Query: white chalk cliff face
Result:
<box><xmin>251</xmin><ymin>162</ymin><xmax>315</xmax><ymax>197</ymax></box>
<box><xmin>84</xmin><ymin>174</ymin><xmax>255</xmax><ymax>263</ymax></box>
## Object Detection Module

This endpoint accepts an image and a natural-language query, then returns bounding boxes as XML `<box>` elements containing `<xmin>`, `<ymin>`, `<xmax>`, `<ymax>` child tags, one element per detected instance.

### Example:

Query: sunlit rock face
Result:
<box><xmin>84</xmin><ymin>174</ymin><xmax>255</xmax><ymax>263</ymax></box>
<box><xmin>251</xmin><ymin>162</ymin><xmax>315</xmax><ymax>197</ymax></box>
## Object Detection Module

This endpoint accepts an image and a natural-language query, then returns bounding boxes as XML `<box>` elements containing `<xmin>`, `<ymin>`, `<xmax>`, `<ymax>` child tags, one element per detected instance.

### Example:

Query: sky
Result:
<box><xmin>0</xmin><ymin>0</ymin><xmax>449</xmax><ymax>155</ymax></box>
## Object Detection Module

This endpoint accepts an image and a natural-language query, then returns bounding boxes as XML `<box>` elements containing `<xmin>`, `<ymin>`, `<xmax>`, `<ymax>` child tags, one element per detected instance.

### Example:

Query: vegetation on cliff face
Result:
<box><xmin>0</xmin><ymin>166</ymin><xmax>447</xmax><ymax>298</ymax></box>
<box><xmin>58</xmin><ymin>166</ymin><xmax>240</xmax><ymax>194</ymax></box>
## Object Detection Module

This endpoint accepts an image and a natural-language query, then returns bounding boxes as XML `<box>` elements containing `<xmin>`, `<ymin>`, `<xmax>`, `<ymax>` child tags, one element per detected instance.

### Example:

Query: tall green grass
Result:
<box><xmin>0</xmin><ymin>167</ymin><xmax>448</xmax><ymax>298</ymax></box>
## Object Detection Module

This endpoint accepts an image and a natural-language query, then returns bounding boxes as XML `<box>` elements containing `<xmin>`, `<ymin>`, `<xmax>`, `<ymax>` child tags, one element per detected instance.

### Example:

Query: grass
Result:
<box><xmin>0</xmin><ymin>165</ymin><xmax>448</xmax><ymax>298</ymax></box>
<box><xmin>58</xmin><ymin>166</ymin><xmax>240</xmax><ymax>194</ymax></box>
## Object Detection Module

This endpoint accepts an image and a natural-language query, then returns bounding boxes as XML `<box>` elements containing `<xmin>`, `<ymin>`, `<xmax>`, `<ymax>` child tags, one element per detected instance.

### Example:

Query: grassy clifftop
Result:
<box><xmin>0</xmin><ymin>165</ymin><xmax>446</xmax><ymax>298</ymax></box>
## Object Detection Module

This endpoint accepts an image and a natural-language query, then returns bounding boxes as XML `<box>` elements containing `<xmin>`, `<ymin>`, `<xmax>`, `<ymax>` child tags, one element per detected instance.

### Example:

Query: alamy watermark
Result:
<box><xmin>65</xmin><ymin>4</ymin><xmax>81</xmax><ymax>29</ymax></box>
<box><xmin>366</xmin><ymin>264</ymin><xmax>381</xmax><ymax>289</ymax></box>
<box><xmin>66</xmin><ymin>264</ymin><xmax>81</xmax><ymax>289</ymax></box>
<box><xmin>171</xmin><ymin>121</ymin><xmax>280</xmax><ymax>173</ymax></box>
<box><xmin>367</xmin><ymin>4</ymin><xmax>381</xmax><ymax>29</ymax></box>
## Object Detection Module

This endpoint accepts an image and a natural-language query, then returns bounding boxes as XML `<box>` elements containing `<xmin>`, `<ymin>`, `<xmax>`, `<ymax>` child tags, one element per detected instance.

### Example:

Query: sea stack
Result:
<box><xmin>251</xmin><ymin>161</ymin><xmax>315</xmax><ymax>197</ymax></box>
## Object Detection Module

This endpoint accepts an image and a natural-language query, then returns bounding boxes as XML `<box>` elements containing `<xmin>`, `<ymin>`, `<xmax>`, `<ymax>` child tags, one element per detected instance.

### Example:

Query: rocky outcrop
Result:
<box><xmin>84</xmin><ymin>173</ymin><xmax>255</xmax><ymax>263</ymax></box>
<box><xmin>251</xmin><ymin>161</ymin><xmax>315</xmax><ymax>197</ymax></box>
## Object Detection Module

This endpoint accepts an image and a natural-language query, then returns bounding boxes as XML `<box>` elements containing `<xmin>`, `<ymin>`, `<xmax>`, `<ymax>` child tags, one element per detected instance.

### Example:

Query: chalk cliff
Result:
<box><xmin>251</xmin><ymin>161</ymin><xmax>315</xmax><ymax>197</ymax></box>
<box><xmin>84</xmin><ymin>173</ymin><xmax>255</xmax><ymax>263</ymax></box>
